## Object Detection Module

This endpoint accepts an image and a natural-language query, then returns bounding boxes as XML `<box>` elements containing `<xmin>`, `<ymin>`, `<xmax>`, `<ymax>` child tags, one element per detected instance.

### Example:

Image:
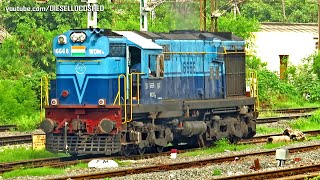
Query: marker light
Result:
<box><xmin>61</xmin><ymin>90</ymin><xmax>69</xmax><ymax>97</ymax></box>
<box><xmin>58</xmin><ymin>35</ymin><xmax>67</xmax><ymax>44</ymax></box>
<box><xmin>51</xmin><ymin>98</ymin><xmax>58</xmax><ymax>106</ymax></box>
<box><xmin>98</xmin><ymin>99</ymin><xmax>106</xmax><ymax>106</ymax></box>
<box><xmin>70</xmin><ymin>32</ymin><xmax>87</xmax><ymax>43</ymax></box>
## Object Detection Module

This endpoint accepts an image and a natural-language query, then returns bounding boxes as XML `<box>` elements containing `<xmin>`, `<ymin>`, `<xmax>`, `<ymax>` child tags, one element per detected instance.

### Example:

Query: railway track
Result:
<box><xmin>1</xmin><ymin>130</ymin><xmax>319</xmax><ymax>174</ymax></box>
<box><xmin>239</xmin><ymin>129</ymin><xmax>320</xmax><ymax>144</ymax></box>
<box><xmin>260</xmin><ymin>107</ymin><xmax>320</xmax><ymax>113</ymax></box>
<box><xmin>49</xmin><ymin>144</ymin><xmax>320</xmax><ymax>180</ymax></box>
<box><xmin>216</xmin><ymin>163</ymin><xmax>320</xmax><ymax>180</ymax></box>
<box><xmin>0</xmin><ymin>134</ymin><xmax>32</xmax><ymax>146</ymax></box>
<box><xmin>256</xmin><ymin>114</ymin><xmax>311</xmax><ymax>124</ymax></box>
<box><xmin>0</xmin><ymin>125</ymin><xmax>17</xmax><ymax>132</ymax></box>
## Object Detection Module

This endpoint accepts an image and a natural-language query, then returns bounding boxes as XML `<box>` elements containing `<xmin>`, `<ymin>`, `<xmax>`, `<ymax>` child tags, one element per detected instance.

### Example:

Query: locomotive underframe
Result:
<box><xmin>43</xmin><ymin>97</ymin><xmax>257</xmax><ymax>155</ymax></box>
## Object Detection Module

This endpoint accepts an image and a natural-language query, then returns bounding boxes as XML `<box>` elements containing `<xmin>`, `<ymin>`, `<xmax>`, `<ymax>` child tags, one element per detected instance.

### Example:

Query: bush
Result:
<box><xmin>0</xmin><ymin>79</ymin><xmax>38</xmax><ymax>126</ymax></box>
<box><xmin>246</xmin><ymin>54</ymin><xmax>320</xmax><ymax>108</ymax></box>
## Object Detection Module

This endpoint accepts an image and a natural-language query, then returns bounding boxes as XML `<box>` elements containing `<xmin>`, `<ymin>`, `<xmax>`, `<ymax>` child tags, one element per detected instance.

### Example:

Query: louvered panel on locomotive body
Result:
<box><xmin>223</xmin><ymin>50</ymin><xmax>246</xmax><ymax>97</ymax></box>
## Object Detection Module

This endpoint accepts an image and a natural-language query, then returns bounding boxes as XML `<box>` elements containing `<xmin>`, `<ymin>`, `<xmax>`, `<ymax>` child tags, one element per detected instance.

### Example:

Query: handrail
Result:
<box><xmin>113</xmin><ymin>92</ymin><xmax>120</xmax><ymax>105</ymax></box>
<box><xmin>40</xmin><ymin>75</ymin><xmax>49</xmax><ymax>122</ymax></box>
<box><xmin>162</xmin><ymin>47</ymin><xmax>246</xmax><ymax>55</ymax></box>
<box><xmin>116</xmin><ymin>74</ymin><xmax>127</xmax><ymax>124</ymax></box>
<box><xmin>115</xmin><ymin>73</ymin><xmax>144</xmax><ymax>124</ymax></box>
<box><xmin>130</xmin><ymin>72</ymin><xmax>144</xmax><ymax>105</ymax></box>
<box><xmin>249</xmin><ymin>71</ymin><xmax>259</xmax><ymax>110</ymax></box>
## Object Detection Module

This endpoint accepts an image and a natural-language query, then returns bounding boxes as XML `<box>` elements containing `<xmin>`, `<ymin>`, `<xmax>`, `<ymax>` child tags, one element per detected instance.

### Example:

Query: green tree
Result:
<box><xmin>218</xmin><ymin>13</ymin><xmax>260</xmax><ymax>39</ymax></box>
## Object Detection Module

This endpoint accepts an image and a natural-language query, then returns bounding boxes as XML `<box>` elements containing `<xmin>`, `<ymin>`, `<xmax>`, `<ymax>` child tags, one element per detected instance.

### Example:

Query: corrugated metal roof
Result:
<box><xmin>114</xmin><ymin>31</ymin><xmax>162</xmax><ymax>50</ymax></box>
<box><xmin>0</xmin><ymin>28</ymin><xmax>9</xmax><ymax>43</ymax></box>
<box><xmin>260</xmin><ymin>22</ymin><xmax>318</xmax><ymax>36</ymax></box>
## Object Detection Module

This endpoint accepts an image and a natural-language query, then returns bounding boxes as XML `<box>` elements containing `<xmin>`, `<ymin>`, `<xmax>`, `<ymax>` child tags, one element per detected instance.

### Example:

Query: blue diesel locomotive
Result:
<box><xmin>40</xmin><ymin>28</ymin><xmax>257</xmax><ymax>155</ymax></box>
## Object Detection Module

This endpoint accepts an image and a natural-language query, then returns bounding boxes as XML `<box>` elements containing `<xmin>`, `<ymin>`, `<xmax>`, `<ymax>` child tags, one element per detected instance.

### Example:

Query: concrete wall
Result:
<box><xmin>252</xmin><ymin>32</ymin><xmax>316</xmax><ymax>74</ymax></box>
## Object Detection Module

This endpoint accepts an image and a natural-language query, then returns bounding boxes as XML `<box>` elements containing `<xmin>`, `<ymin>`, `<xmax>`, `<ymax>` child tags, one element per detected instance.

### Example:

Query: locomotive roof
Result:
<box><xmin>114</xmin><ymin>31</ymin><xmax>163</xmax><ymax>50</ymax></box>
<box><xmin>136</xmin><ymin>30</ymin><xmax>244</xmax><ymax>41</ymax></box>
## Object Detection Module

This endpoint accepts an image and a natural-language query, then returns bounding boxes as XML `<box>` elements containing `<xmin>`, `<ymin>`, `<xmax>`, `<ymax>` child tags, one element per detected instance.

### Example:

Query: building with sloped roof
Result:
<box><xmin>251</xmin><ymin>22</ymin><xmax>317</xmax><ymax>79</ymax></box>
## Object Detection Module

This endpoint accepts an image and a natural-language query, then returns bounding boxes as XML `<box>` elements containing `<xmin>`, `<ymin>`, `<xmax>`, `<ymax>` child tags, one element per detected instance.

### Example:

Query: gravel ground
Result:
<box><xmin>0</xmin><ymin>120</ymin><xmax>317</xmax><ymax>180</ymax></box>
<box><xmin>4</xmin><ymin>139</ymin><xmax>320</xmax><ymax>180</ymax></box>
<box><xmin>0</xmin><ymin>129</ymin><xmax>44</xmax><ymax>137</ymax></box>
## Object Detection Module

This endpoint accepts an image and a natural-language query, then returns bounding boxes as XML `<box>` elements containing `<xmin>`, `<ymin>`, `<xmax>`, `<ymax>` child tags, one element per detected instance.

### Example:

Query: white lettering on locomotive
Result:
<box><xmin>54</xmin><ymin>48</ymin><xmax>69</xmax><ymax>54</ymax></box>
<box><xmin>89</xmin><ymin>49</ymin><xmax>104</xmax><ymax>55</ymax></box>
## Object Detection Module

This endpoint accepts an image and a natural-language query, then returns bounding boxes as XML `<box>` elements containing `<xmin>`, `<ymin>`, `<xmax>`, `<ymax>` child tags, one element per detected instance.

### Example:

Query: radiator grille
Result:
<box><xmin>46</xmin><ymin>133</ymin><xmax>121</xmax><ymax>155</ymax></box>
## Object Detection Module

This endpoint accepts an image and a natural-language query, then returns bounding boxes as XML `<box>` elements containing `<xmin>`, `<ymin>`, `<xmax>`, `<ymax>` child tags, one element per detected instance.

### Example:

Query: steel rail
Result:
<box><xmin>0</xmin><ymin>135</ymin><xmax>32</xmax><ymax>146</ymax></box>
<box><xmin>216</xmin><ymin>164</ymin><xmax>320</xmax><ymax>180</ymax></box>
<box><xmin>1</xmin><ymin>130</ymin><xmax>319</xmax><ymax>175</ymax></box>
<box><xmin>50</xmin><ymin>144</ymin><xmax>320</xmax><ymax>180</ymax></box>
<box><xmin>239</xmin><ymin>129</ymin><xmax>320</xmax><ymax>144</ymax></box>
<box><xmin>260</xmin><ymin>107</ymin><xmax>320</xmax><ymax>113</ymax></box>
<box><xmin>0</xmin><ymin>125</ymin><xmax>17</xmax><ymax>132</ymax></box>
<box><xmin>0</xmin><ymin>147</ymin><xmax>189</xmax><ymax>174</ymax></box>
<box><xmin>256</xmin><ymin>114</ymin><xmax>311</xmax><ymax>124</ymax></box>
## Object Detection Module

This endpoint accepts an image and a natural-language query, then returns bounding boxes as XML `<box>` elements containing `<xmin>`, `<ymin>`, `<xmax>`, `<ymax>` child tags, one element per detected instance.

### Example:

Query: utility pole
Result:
<box><xmin>281</xmin><ymin>0</ymin><xmax>286</xmax><ymax>22</ymax></box>
<box><xmin>210</xmin><ymin>0</ymin><xmax>215</xmax><ymax>32</ymax></box>
<box><xmin>210</xmin><ymin>0</ymin><xmax>218</xmax><ymax>32</ymax></box>
<box><xmin>204</xmin><ymin>0</ymin><xmax>207</xmax><ymax>31</ymax></box>
<box><xmin>140</xmin><ymin>0</ymin><xmax>148</xmax><ymax>31</ymax></box>
<box><xmin>200</xmin><ymin>0</ymin><xmax>204</xmax><ymax>31</ymax></box>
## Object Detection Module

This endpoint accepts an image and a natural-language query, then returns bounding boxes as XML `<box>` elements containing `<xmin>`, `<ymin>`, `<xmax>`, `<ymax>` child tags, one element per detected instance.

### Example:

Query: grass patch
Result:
<box><xmin>2</xmin><ymin>162</ymin><xmax>88</xmax><ymax>179</ymax></box>
<box><xmin>0</xmin><ymin>147</ymin><xmax>68</xmax><ymax>163</ymax></box>
<box><xmin>289</xmin><ymin>110</ymin><xmax>320</xmax><ymax>131</ymax></box>
<box><xmin>256</xmin><ymin>124</ymin><xmax>283</xmax><ymax>135</ymax></box>
<box><xmin>2</xmin><ymin>167</ymin><xmax>64</xmax><ymax>179</ymax></box>
<box><xmin>272</xmin><ymin>100</ymin><xmax>320</xmax><ymax>109</ymax></box>
<box><xmin>68</xmin><ymin>162</ymin><xmax>88</xmax><ymax>170</ymax></box>
<box><xmin>263</xmin><ymin>142</ymin><xmax>289</xmax><ymax>149</ymax></box>
<box><xmin>182</xmin><ymin>139</ymin><xmax>253</xmax><ymax>157</ymax></box>
<box><xmin>212</xmin><ymin>169</ymin><xmax>222</xmax><ymax>176</ymax></box>
<box><xmin>307</xmin><ymin>135</ymin><xmax>320</xmax><ymax>141</ymax></box>
<box><xmin>114</xmin><ymin>159</ymin><xmax>132</xmax><ymax>166</ymax></box>
<box><xmin>258</xmin><ymin>111</ymin><xmax>282</xmax><ymax>118</ymax></box>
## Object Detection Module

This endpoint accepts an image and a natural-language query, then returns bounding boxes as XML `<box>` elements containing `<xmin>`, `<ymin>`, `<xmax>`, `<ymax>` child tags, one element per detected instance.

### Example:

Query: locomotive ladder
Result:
<box><xmin>114</xmin><ymin>73</ymin><xmax>144</xmax><ymax>124</ymax></box>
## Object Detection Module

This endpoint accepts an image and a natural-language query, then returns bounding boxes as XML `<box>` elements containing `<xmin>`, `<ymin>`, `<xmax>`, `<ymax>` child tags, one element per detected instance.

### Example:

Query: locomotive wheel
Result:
<box><xmin>137</xmin><ymin>147</ymin><xmax>146</xmax><ymax>155</ymax></box>
<box><xmin>121</xmin><ymin>145</ymin><xmax>132</xmax><ymax>156</ymax></box>
<box><xmin>228</xmin><ymin>135</ymin><xmax>241</xmax><ymax>143</ymax></box>
<box><xmin>155</xmin><ymin>145</ymin><xmax>164</xmax><ymax>153</ymax></box>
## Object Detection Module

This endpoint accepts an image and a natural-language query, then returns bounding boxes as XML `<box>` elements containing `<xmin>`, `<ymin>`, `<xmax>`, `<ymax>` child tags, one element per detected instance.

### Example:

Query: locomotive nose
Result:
<box><xmin>98</xmin><ymin>119</ymin><xmax>116</xmax><ymax>133</ymax></box>
<box><xmin>40</xmin><ymin>118</ymin><xmax>56</xmax><ymax>133</ymax></box>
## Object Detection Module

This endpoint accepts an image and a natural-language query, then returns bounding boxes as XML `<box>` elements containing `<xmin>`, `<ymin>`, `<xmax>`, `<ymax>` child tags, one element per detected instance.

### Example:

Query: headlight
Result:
<box><xmin>51</xmin><ymin>98</ymin><xmax>58</xmax><ymax>106</ymax></box>
<box><xmin>98</xmin><ymin>99</ymin><xmax>106</xmax><ymax>106</ymax></box>
<box><xmin>58</xmin><ymin>35</ymin><xmax>67</xmax><ymax>44</ymax></box>
<box><xmin>70</xmin><ymin>32</ymin><xmax>87</xmax><ymax>43</ymax></box>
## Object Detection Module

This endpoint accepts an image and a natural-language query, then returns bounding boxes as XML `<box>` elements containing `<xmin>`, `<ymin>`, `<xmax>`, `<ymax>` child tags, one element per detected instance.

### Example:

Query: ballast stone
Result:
<box><xmin>88</xmin><ymin>159</ymin><xmax>119</xmax><ymax>168</ymax></box>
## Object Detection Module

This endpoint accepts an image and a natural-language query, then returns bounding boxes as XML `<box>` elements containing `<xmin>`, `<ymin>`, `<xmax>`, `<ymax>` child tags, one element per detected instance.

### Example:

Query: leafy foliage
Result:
<box><xmin>0</xmin><ymin>80</ymin><xmax>38</xmax><ymax>123</ymax></box>
<box><xmin>246</xmin><ymin>54</ymin><xmax>320</xmax><ymax>108</ymax></box>
<box><xmin>218</xmin><ymin>14</ymin><xmax>260</xmax><ymax>39</ymax></box>
<box><xmin>240</xmin><ymin>0</ymin><xmax>318</xmax><ymax>23</ymax></box>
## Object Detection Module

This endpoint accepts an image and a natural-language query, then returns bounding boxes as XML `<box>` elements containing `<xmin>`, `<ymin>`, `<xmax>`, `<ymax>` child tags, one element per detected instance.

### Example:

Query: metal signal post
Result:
<box><xmin>86</xmin><ymin>0</ymin><xmax>98</xmax><ymax>28</ymax></box>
